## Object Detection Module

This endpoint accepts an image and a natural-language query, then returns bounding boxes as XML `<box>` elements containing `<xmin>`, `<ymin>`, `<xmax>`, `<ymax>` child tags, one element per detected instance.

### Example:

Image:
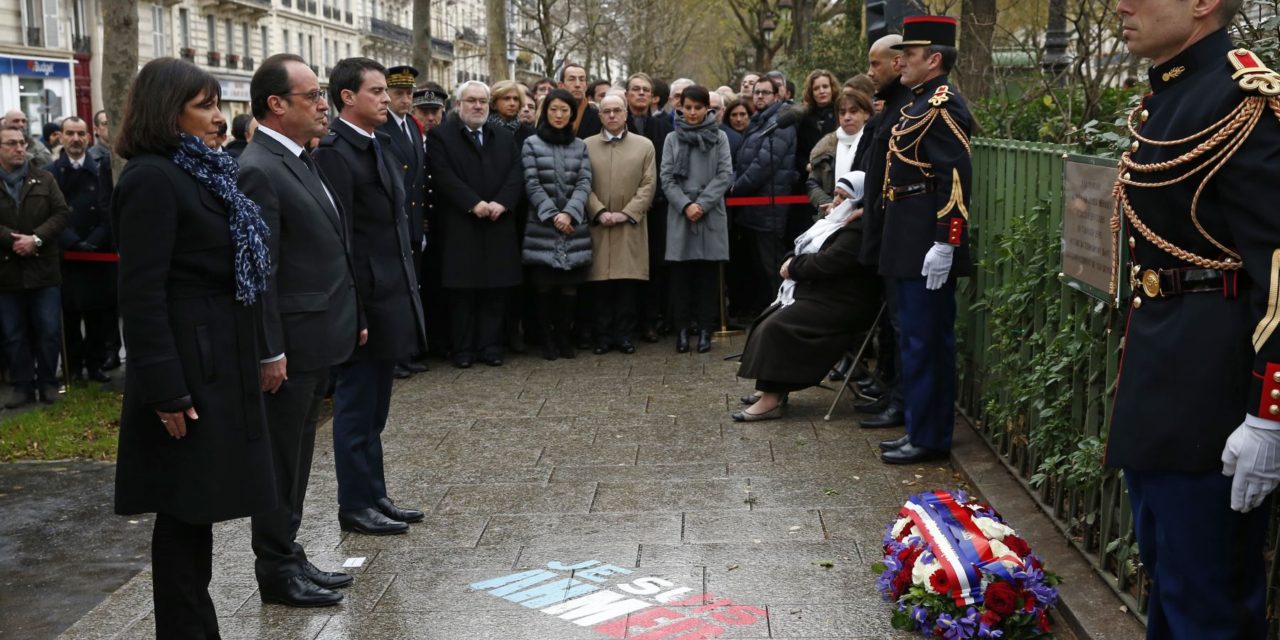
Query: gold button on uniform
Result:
<box><xmin>1128</xmin><ymin>237</ymin><xmax>1137</xmax><ymax>248</ymax></box>
<box><xmin>1132</xmin><ymin>296</ymin><xmax>1142</xmax><ymax>309</ymax></box>
<box><xmin>1270</xmin><ymin>389</ymin><xmax>1280</xmax><ymax>400</ymax></box>
<box><xmin>1273</xmin><ymin>371</ymin><xmax>1280</xmax><ymax>383</ymax></box>
<box><xmin>1140</xmin><ymin>109</ymin><xmax>1149</xmax><ymax>122</ymax></box>
<box><xmin>1130</xmin><ymin>140</ymin><xmax>1139</xmax><ymax>152</ymax></box>
<box><xmin>1122</xmin><ymin>172</ymin><xmax>1132</xmax><ymax>181</ymax></box>
<box><xmin>1270</xmin><ymin>404</ymin><xmax>1280</xmax><ymax>416</ymax></box>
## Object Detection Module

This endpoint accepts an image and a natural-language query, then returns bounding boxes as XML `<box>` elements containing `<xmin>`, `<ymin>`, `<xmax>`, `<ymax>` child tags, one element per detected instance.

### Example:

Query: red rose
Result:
<box><xmin>981</xmin><ymin>610</ymin><xmax>1002</xmax><ymax>627</ymax></box>
<box><xmin>983</xmin><ymin>581</ymin><xmax>1018</xmax><ymax>616</ymax></box>
<box><xmin>929</xmin><ymin>570</ymin><xmax>952</xmax><ymax>594</ymax></box>
<box><xmin>1024</xmin><ymin>595</ymin><xmax>1036</xmax><ymax>612</ymax></box>
<box><xmin>1003</xmin><ymin>535</ymin><xmax>1031</xmax><ymax>557</ymax></box>
<box><xmin>1037</xmin><ymin>610</ymin><xmax>1052</xmax><ymax>632</ymax></box>
<box><xmin>892</xmin><ymin>568</ymin><xmax>912</xmax><ymax>597</ymax></box>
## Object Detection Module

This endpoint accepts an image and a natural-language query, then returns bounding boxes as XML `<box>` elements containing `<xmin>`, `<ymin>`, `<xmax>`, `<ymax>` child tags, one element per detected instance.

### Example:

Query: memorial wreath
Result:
<box><xmin>874</xmin><ymin>490</ymin><xmax>1062</xmax><ymax>639</ymax></box>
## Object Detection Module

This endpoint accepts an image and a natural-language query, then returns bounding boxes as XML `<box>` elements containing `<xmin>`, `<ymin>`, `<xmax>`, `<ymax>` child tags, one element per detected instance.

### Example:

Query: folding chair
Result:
<box><xmin>823</xmin><ymin>302</ymin><xmax>887</xmax><ymax>421</ymax></box>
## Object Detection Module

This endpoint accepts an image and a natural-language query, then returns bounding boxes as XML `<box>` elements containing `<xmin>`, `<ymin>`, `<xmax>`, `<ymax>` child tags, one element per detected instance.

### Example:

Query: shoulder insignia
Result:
<box><xmin>1161</xmin><ymin>66</ymin><xmax>1185</xmax><ymax>82</ymax></box>
<box><xmin>1229</xmin><ymin>48</ymin><xmax>1280</xmax><ymax>96</ymax></box>
<box><xmin>928</xmin><ymin>85</ymin><xmax>952</xmax><ymax>107</ymax></box>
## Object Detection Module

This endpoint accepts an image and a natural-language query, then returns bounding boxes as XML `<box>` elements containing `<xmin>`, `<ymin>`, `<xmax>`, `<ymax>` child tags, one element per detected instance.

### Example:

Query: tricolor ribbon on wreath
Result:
<box><xmin>899</xmin><ymin>490</ymin><xmax>1025</xmax><ymax>607</ymax></box>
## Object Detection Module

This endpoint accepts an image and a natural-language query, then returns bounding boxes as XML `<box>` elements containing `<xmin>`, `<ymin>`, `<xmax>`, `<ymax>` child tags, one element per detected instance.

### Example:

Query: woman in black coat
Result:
<box><xmin>734</xmin><ymin>173</ymin><xmax>881</xmax><ymax>421</ymax></box>
<box><xmin>112</xmin><ymin>58</ymin><xmax>275</xmax><ymax>639</ymax></box>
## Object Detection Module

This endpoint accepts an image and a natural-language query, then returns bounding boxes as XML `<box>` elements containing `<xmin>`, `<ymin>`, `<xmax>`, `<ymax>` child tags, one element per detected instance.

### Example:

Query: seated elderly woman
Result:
<box><xmin>733</xmin><ymin>172</ymin><xmax>882</xmax><ymax>421</ymax></box>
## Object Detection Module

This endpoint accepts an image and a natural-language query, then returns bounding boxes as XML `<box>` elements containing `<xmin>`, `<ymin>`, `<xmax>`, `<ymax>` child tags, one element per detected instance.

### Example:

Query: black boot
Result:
<box><xmin>535</xmin><ymin>292</ymin><xmax>558</xmax><ymax>361</ymax></box>
<box><xmin>557</xmin><ymin>293</ymin><xmax>577</xmax><ymax>359</ymax></box>
<box><xmin>676</xmin><ymin>329</ymin><xmax>690</xmax><ymax>353</ymax></box>
<box><xmin>696</xmin><ymin>329</ymin><xmax>712</xmax><ymax>353</ymax></box>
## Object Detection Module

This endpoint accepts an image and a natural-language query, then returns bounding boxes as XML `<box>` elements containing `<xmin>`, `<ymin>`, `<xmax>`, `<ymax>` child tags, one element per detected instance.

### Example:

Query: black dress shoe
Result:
<box><xmin>393</xmin><ymin>363</ymin><xmax>413</xmax><ymax>379</ymax></box>
<box><xmin>259</xmin><ymin>575</ymin><xmax>343</xmax><ymax>607</ymax></box>
<box><xmin>854</xmin><ymin>395</ymin><xmax>891</xmax><ymax>415</ymax></box>
<box><xmin>592</xmin><ymin>343</ymin><xmax>611</xmax><ymax>355</ymax></box>
<box><xmin>404</xmin><ymin>361</ymin><xmax>429</xmax><ymax>373</ymax></box>
<box><xmin>858</xmin><ymin>379</ymin><xmax>886</xmax><ymax>399</ymax></box>
<box><xmin>303</xmin><ymin>561</ymin><xmax>353</xmax><ymax>589</ymax></box>
<box><xmin>641</xmin><ymin>327</ymin><xmax>660</xmax><ymax>343</ymax></box>
<box><xmin>676</xmin><ymin>329</ymin><xmax>690</xmax><ymax>353</ymax></box>
<box><xmin>881</xmin><ymin>442</ymin><xmax>949</xmax><ymax>465</ymax></box>
<box><xmin>480</xmin><ymin>355</ymin><xmax>503</xmax><ymax>367</ymax></box>
<box><xmin>828</xmin><ymin>356</ymin><xmax>853</xmax><ymax>381</ymax></box>
<box><xmin>541</xmin><ymin>344</ymin><xmax>559</xmax><ymax>361</ymax></box>
<box><xmin>696</xmin><ymin>330</ymin><xmax>712</xmax><ymax>353</ymax></box>
<box><xmin>618</xmin><ymin>339</ymin><xmax>636</xmax><ymax>354</ymax></box>
<box><xmin>879</xmin><ymin>434</ymin><xmax>911</xmax><ymax>452</ymax></box>
<box><xmin>859</xmin><ymin>407</ymin><xmax>906</xmax><ymax>429</ymax></box>
<box><xmin>4</xmin><ymin>390</ymin><xmax>36</xmax><ymax>409</ymax></box>
<box><xmin>375</xmin><ymin>497</ymin><xmax>424</xmax><ymax>523</ymax></box>
<box><xmin>38</xmin><ymin>386</ymin><xmax>58</xmax><ymax>405</ymax></box>
<box><xmin>102</xmin><ymin>354</ymin><xmax>122</xmax><ymax>371</ymax></box>
<box><xmin>339</xmin><ymin>508</ymin><xmax>409</xmax><ymax>535</ymax></box>
<box><xmin>87</xmin><ymin>369</ymin><xmax>112</xmax><ymax>383</ymax></box>
<box><xmin>451</xmin><ymin>357</ymin><xmax>473</xmax><ymax>369</ymax></box>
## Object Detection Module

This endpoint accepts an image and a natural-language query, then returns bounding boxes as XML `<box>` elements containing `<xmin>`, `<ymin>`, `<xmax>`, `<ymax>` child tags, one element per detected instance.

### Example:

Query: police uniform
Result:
<box><xmin>413</xmin><ymin>85</ymin><xmax>452</xmax><ymax>357</ymax></box>
<box><xmin>1106</xmin><ymin>28</ymin><xmax>1280</xmax><ymax>639</ymax></box>
<box><xmin>878</xmin><ymin>16</ymin><xmax>973</xmax><ymax>463</ymax></box>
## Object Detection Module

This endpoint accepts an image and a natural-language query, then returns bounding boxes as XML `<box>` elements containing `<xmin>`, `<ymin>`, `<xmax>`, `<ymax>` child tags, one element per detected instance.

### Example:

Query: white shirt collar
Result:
<box><xmin>603</xmin><ymin>129</ymin><xmax>626</xmax><ymax>142</ymax></box>
<box><xmin>390</xmin><ymin>111</ymin><xmax>408</xmax><ymax>129</ymax></box>
<box><xmin>338</xmin><ymin>117</ymin><xmax>376</xmax><ymax>139</ymax></box>
<box><xmin>254</xmin><ymin>123</ymin><xmax>306</xmax><ymax>158</ymax></box>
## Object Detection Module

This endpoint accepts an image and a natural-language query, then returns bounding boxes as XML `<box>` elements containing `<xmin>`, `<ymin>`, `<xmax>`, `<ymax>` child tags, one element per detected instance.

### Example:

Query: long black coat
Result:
<box><xmin>45</xmin><ymin>154</ymin><xmax>115</xmax><ymax>311</ymax></box>
<box><xmin>313</xmin><ymin>119</ymin><xmax>425</xmax><ymax>363</ymax></box>
<box><xmin>112</xmin><ymin>154</ymin><xmax>275</xmax><ymax>524</ymax></box>
<box><xmin>377</xmin><ymin>115</ymin><xmax>426</xmax><ymax>253</ymax></box>
<box><xmin>237</xmin><ymin>132</ymin><xmax>362</xmax><ymax>372</ymax></box>
<box><xmin>854</xmin><ymin>80</ymin><xmax>913</xmax><ymax>267</ymax></box>
<box><xmin>427</xmin><ymin>117</ymin><xmax>524</xmax><ymax>289</ymax></box>
<box><xmin>737</xmin><ymin>226</ymin><xmax>882</xmax><ymax>385</ymax></box>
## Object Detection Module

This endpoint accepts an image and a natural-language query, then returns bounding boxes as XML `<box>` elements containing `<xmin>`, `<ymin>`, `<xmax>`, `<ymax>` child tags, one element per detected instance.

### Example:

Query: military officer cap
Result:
<box><xmin>386</xmin><ymin>65</ymin><xmax>420</xmax><ymax>88</ymax></box>
<box><xmin>893</xmin><ymin>15</ymin><xmax>958</xmax><ymax>49</ymax></box>
<box><xmin>413</xmin><ymin>86</ymin><xmax>448</xmax><ymax>108</ymax></box>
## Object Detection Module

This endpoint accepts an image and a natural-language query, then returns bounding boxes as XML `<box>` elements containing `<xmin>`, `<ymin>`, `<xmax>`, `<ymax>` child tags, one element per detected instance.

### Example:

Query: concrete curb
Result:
<box><xmin>949</xmin><ymin>415</ymin><xmax>1146</xmax><ymax>640</ymax></box>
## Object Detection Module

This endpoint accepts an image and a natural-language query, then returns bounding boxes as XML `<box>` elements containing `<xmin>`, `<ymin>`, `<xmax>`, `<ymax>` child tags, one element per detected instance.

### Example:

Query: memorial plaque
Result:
<box><xmin>1062</xmin><ymin>156</ymin><xmax>1121</xmax><ymax>303</ymax></box>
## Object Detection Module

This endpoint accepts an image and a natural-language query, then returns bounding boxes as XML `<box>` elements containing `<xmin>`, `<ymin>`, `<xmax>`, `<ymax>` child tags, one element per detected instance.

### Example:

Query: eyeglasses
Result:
<box><xmin>0</xmin><ymin>140</ymin><xmax>28</xmax><ymax>147</ymax></box>
<box><xmin>753</xmin><ymin>89</ymin><xmax>775</xmax><ymax>96</ymax></box>
<box><xmin>279</xmin><ymin>90</ymin><xmax>327</xmax><ymax>104</ymax></box>
<box><xmin>599</xmin><ymin>108</ymin><xmax>625</xmax><ymax>116</ymax></box>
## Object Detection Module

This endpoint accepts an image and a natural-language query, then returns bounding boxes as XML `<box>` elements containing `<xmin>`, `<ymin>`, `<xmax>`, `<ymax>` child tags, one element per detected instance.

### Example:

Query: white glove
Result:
<box><xmin>1221</xmin><ymin>415</ymin><xmax>1280</xmax><ymax>512</ymax></box>
<box><xmin>921</xmin><ymin>243</ymin><xmax>955</xmax><ymax>290</ymax></box>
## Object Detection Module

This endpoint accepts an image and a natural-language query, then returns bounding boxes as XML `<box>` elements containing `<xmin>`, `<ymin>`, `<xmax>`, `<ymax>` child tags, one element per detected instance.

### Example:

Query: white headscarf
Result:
<box><xmin>773</xmin><ymin>171</ymin><xmax>865</xmax><ymax>307</ymax></box>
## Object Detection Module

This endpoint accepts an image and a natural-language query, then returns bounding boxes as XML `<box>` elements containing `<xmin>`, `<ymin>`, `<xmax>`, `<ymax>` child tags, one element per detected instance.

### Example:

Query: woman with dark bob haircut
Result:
<box><xmin>112</xmin><ymin>57</ymin><xmax>276</xmax><ymax>639</ymax></box>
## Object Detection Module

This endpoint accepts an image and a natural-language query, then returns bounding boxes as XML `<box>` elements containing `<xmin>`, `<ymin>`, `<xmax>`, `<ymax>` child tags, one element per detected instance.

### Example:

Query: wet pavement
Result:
<box><xmin>53</xmin><ymin>338</ymin><xmax>1033</xmax><ymax>639</ymax></box>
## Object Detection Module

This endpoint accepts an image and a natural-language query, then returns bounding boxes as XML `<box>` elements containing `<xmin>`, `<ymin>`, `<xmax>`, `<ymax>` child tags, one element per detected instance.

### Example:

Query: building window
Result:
<box><xmin>308</xmin><ymin>35</ymin><xmax>315</xmax><ymax>64</ymax></box>
<box><xmin>242</xmin><ymin>24</ymin><xmax>250</xmax><ymax>59</ymax></box>
<box><xmin>297</xmin><ymin>32</ymin><xmax>304</xmax><ymax>59</ymax></box>
<box><xmin>179</xmin><ymin>8</ymin><xmax>190</xmax><ymax>48</ymax></box>
<box><xmin>282</xmin><ymin>28</ymin><xmax>289</xmax><ymax>53</ymax></box>
<box><xmin>152</xmin><ymin>4</ymin><xmax>170</xmax><ymax>57</ymax></box>
<box><xmin>261</xmin><ymin>25</ymin><xmax>269</xmax><ymax>57</ymax></box>
<box><xmin>225</xmin><ymin>18</ymin><xmax>234</xmax><ymax>55</ymax></box>
<box><xmin>345</xmin><ymin>42</ymin><xmax>351</xmax><ymax>58</ymax></box>
<box><xmin>206</xmin><ymin>15</ymin><xmax>216</xmax><ymax>51</ymax></box>
<box><xmin>324</xmin><ymin>37</ymin><xmax>330</xmax><ymax>67</ymax></box>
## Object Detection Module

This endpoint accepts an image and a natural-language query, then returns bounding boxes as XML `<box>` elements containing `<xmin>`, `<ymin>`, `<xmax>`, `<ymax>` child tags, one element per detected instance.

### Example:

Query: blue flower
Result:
<box><xmin>912</xmin><ymin>605</ymin><xmax>930</xmax><ymax>628</ymax></box>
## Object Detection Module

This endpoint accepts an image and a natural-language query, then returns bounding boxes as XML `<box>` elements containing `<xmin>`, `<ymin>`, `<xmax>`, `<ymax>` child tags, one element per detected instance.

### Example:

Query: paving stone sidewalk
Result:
<box><xmin>56</xmin><ymin>338</ymin><xmax>984</xmax><ymax>639</ymax></box>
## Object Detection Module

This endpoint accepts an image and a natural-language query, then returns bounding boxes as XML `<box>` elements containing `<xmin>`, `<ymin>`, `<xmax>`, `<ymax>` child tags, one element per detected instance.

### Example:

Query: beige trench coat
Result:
<box><xmin>584</xmin><ymin>131</ymin><xmax>657</xmax><ymax>281</ymax></box>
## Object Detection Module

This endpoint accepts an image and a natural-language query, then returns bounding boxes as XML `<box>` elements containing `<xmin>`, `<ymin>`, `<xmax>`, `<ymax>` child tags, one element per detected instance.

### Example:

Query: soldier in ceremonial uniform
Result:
<box><xmin>1108</xmin><ymin>0</ymin><xmax>1278</xmax><ymax>637</ymax></box>
<box><xmin>875</xmin><ymin>16</ymin><xmax>973</xmax><ymax>465</ymax></box>
<box><xmin>414</xmin><ymin>84</ymin><xmax>451</xmax><ymax>359</ymax></box>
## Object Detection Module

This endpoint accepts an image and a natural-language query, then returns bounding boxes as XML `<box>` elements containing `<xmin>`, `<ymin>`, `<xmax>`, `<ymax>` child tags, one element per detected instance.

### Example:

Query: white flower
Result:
<box><xmin>912</xmin><ymin>553</ymin><xmax>939</xmax><ymax>593</ymax></box>
<box><xmin>988</xmin><ymin>538</ymin><xmax>1014</xmax><ymax>558</ymax></box>
<box><xmin>973</xmin><ymin>517</ymin><xmax>1016</xmax><ymax>541</ymax></box>
<box><xmin>891</xmin><ymin>517</ymin><xmax>911</xmax><ymax>539</ymax></box>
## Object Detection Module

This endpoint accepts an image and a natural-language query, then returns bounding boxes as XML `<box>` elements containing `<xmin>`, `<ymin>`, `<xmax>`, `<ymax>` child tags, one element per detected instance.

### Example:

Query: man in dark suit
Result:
<box><xmin>44</xmin><ymin>116</ymin><xmax>114</xmax><ymax>384</ymax></box>
<box><xmin>414</xmin><ymin>85</ymin><xmax>451</xmax><ymax>360</ymax></box>
<box><xmin>313</xmin><ymin>57</ymin><xmax>426</xmax><ymax>536</ymax></box>
<box><xmin>426</xmin><ymin>81</ymin><xmax>524</xmax><ymax>368</ymax></box>
<box><xmin>625</xmin><ymin>72</ymin><xmax>674</xmax><ymax>342</ymax></box>
<box><xmin>237</xmin><ymin>53</ymin><xmax>362</xmax><ymax>608</ymax></box>
<box><xmin>377</xmin><ymin>65</ymin><xmax>428</xmax><ymax>379</ymax></box>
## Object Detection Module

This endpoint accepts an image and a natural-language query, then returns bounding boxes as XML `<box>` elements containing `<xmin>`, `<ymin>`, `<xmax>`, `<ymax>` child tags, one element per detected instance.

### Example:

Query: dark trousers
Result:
<box><xmin>332</xmin><ymin>360</ymin><xmax>393</xmax><ymax>511</ymax></box>
<box><xmin>152</xmin><ymin>513</ymin><xmax>219</xmax><ymax>640</ymax></box>
<box><xmin>63</xmin><ymin>307</ymin><xmax>114</xmax><ymax>374</ymax></box>
<box><xmin>592</xmin><ymin>279</ymin><xmax>640</xmax><ymax>345</ymax></box>
<box><xmin>746</xmin><ymin>228</ymin><xmax>787</xmax><ymax>313</ymax></box>
<box><xmin>447</xmin><ymin>287</ymin><xmax>505</xmax><ymax>360</ymax></box>
<box><xmin>1125</xmin><ymin>469</ymin><xmax>1269</xmax><ymax>640</ymax></box>
<box><xmin>421</xmin><ymin>239</ymin><xmax>450</xmax><ymax>356</ymax></box>
<box><xmin>895</xmin><ymin>277</ymin><xmax>956</xmax><ymax>451</ymax></box>
<box><xmin>880</xmin><ymin>275</ymin><xmax>904</xmax><ymax>411</ymax></box>
<box><xmin>0</xmin><ymin>286</ymin><xmax>61</xmax><ymax>390</ymax></box>
<box><xmin>250</xmin><ymin>366</ymin><xmax>328</xmax><ymax>585</ymax></box>
<box><xmin>668</xmin><ymin>261</ymin><xmax>719</xmax><ymax>330</ymax></box>
<box><xmin>640</xmin><ymin>207</ymin><xmax>668</xmax><ymax>330</ymax></box>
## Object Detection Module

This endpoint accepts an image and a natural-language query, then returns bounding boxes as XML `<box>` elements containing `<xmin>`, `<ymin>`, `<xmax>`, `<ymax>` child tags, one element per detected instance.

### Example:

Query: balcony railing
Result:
<box><xmin>369</xmin><ymin>17</ymin><xmax>412</xmax><ymax>45</ymax></box>
<box><xmin>197</xmin><ymin>0</ymin><xmax>270</xmax><ymax>18</ymax></box>
<box><xmin>25</xmin><ymin>27</ymin><xmax>42</xmax><ymax>47</ymax></box>
<box><xmin>207</xmin><ymin>51</ymin><xmax>221</xmax><ymax>67</ymax></box>
<box><xmin>72</xmin><ymin>35</ymin><xmax>91</xmax><ymax>54</ymax></box>
<box><xmin>432</xmin><ymin>37</ymin><xmax>454</xmax><ymax>58</ymax></box>
<box><xmin>180</xmin><ymin>47</ymin><xmax>196</xmax><ymax>62</ymax></box>
<box><xmin>243</xmin><ymin>56</ymin><xmax>255</xmax><ymax>70</ymax></box>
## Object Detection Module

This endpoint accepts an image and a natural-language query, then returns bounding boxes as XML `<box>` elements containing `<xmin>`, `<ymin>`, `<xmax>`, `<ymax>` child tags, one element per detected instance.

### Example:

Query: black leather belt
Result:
<box><xmin>886</xmin><ymin>181</ymin><xmax>935</xmax><ymax>201</ymax></box>
<box><xmin>1136</xmin><ymin>266</ymin><xmax>1234</xmax><ymax>298</ymax></box>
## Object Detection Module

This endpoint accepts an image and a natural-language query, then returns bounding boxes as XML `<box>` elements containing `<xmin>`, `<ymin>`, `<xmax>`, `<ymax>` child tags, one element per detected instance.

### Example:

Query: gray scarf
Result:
<box><xmin>672</xmin><ymin>113</ymin><xmax>721</xmax><ymax>180</ymax></box>
<box><xmin>0</xmin><ymin>162</ymin><xmax>28</xmax><ymax>204</ymax></box>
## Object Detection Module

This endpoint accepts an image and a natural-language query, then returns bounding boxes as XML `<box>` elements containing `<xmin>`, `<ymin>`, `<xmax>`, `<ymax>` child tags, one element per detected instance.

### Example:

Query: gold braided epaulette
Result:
<box><xmin>1229</xmin><ymin>49</ymin><xmax>1280</xmax><ymax>96</ymax></box>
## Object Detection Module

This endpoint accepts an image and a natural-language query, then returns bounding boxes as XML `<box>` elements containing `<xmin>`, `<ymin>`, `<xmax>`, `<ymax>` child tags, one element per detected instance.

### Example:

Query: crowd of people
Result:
<box><xmin>0</xmin><ymin>16</ymin><xmax>978</xmax><ymax>638</ymax></box>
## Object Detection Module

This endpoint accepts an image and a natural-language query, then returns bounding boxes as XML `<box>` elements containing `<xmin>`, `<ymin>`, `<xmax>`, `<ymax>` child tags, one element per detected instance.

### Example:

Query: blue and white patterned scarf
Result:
<box><xmin>170</xmin><ymin>134</ymin><xmax>271</xmax><ymax>305</ymax></box>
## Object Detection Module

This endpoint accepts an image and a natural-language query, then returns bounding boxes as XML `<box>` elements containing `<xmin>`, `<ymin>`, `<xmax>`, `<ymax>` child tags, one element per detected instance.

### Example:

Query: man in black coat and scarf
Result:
<box><xmin>313</xmin><ymin>57</ymin><xmax>426</xmax><ymax>536</ymax></box>
<box><xmin>626</xmin><ymin>72</ymin><xmax>675</xmax><ymax>341</ymax></box>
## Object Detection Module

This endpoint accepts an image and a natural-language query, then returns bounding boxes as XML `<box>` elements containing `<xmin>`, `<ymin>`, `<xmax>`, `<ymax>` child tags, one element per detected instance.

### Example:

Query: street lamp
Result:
<box><xmin>761</xmin><ymin>12</ymin><xmax>777</xmax><ymax>42</ymax></box>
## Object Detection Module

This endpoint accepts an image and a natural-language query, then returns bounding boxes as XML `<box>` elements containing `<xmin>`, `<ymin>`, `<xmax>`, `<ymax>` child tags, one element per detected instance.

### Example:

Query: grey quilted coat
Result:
<box><xmin>521</xmin><ymin>134</ymin><xmax>594</xmax><ymax>270</ymax></box>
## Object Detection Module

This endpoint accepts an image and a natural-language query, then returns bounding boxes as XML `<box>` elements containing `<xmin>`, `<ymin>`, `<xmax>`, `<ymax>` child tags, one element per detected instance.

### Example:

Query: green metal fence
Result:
<box><xmin>958</xmin><ymin>138</ymin><xmax>1148</xmax><ymax>620</ymax></box>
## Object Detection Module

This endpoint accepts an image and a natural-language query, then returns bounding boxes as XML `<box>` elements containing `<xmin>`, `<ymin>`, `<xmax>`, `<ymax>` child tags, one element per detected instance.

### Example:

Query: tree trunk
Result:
<box><xmin>100</xmin><ymin>0</ymin><xmax>138</xmax><ymax>185</ymax></box>
<box><xmin>486</xmin><ymin>0</ymin><xmax>509</xmax><ymax>81</ymax></box>
<box><xmin>413</xmin><ymin>0</ymin><xmax>433</xmax><ymax>81</ymax></box>
<box><xmin>956</xmin><ymin>0</ymin><xmax>996</xmax><ymax>99</ymax></box>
